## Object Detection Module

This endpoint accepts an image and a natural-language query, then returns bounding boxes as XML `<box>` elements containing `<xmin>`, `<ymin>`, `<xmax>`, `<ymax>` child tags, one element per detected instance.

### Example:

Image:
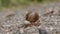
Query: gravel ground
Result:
<box><xmin>0</xmin><ymin>2</ymin><xmax>60</xmax><ymax>34</ymax></box>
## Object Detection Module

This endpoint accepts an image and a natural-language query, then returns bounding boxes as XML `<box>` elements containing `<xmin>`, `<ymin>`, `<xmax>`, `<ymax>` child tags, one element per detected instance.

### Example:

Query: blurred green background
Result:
<box><xmin>0</xmin><ymin>0</ymin><xmax>60</xmax><ymax>8</ymax></box>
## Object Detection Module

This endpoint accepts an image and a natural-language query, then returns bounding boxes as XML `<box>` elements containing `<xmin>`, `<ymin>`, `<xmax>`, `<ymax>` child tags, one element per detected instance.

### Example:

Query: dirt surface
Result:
<box><xmin>0</xmin><ymin>2</ymin><xmax>60</xmax><ymax>34</ymax></box>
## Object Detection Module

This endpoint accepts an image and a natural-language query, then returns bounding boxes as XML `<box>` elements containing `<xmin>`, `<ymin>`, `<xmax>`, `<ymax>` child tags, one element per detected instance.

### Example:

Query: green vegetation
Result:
<box><xmin>37</xmin><ymin>0</ymin><xmax>43</xmax><ymax>3</ymax></box>
<box><xmin>1</xmin><ymin>0</ymin><xmax>10</xmax><ymax>7</ymax></box>
<box><xmin>0</xmin><ymin>0</ymin><xmax>60</xmax><ymax>8</ymax></box>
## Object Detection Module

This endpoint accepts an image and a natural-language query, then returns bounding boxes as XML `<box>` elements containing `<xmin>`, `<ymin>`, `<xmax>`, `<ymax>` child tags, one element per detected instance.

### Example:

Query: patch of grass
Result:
<box><xmin>0</xmin><ymin>0</ymin><xmax>43</xmax><ymax>6</ymax></box>
<box><xmin>0</xmin><ymin>0</ymin><xmax>60</xmax><ymax>8</ymax></box>
<box><xmin>1</xmin><ymin>0</ymin><xmax>10</xmax><ymax>7</ymax></box>
<box><xmin>37</xmin><ymin>0</ymin><xmax>43</xmax><ymax>3</ymax></box>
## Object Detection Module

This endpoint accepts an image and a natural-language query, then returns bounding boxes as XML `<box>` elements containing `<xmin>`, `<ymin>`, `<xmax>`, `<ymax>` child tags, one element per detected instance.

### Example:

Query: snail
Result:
<box><xmin>26</xmin><ymin>11</ymin><xmax>39</xmax><ymax>23</ymax></box>
<box><xmin>23</xmin><ymin>11</ymin><xmax>41</xmax><ymax>28</ymax></box>
<box><xmin>17</xmin><ymin>11</ymin><xmax>40</xmax><ymax>28</ymax></box>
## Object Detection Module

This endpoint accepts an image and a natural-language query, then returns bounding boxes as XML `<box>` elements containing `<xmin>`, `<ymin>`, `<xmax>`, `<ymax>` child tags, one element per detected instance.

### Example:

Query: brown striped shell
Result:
<box><xmin>26</xmin><ymin>11</ymin><xmax>39</xmax><ymax>22</ymax></box>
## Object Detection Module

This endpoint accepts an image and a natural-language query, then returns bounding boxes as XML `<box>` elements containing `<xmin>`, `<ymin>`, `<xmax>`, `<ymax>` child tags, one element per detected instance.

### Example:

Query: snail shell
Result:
<box><xmin>26</xmin><ymin>11</ymin><xmax>39</xmax><ymax>22</ymax></box>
